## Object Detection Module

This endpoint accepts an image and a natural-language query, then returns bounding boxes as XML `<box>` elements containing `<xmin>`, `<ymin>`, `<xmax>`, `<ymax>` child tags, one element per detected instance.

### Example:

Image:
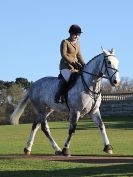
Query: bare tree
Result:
<box><xmin>101</xmin><ymin>77</ymin><xmax>133</xmax><ymax>94</ymax></box>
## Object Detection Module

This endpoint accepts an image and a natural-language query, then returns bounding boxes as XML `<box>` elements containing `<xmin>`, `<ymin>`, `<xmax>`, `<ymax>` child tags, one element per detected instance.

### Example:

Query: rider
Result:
<box><xmin>54</xmin><ymin>24</ymin><xmax>85</xmax><ymax>103</ymax></box>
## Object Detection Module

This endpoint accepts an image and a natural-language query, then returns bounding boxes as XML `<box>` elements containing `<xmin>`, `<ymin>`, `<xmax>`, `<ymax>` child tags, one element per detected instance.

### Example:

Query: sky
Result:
<box><xmin>0</xmin><ymin>0</ymin><xmax>133</xmax><ymax>82</ymax></box>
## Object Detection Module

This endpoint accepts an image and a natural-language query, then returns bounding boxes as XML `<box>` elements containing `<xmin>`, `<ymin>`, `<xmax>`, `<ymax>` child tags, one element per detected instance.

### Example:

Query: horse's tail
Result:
<box><xmin>10</xmin><ymin>92</ymin><xmax>29</xmax><ymax>125</ymax></box>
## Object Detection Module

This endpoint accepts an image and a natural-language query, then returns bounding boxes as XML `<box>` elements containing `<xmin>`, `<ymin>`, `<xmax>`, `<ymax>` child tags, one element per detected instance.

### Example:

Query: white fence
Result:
<box><xmin>101</xmin><ymin>93</ymin><xmax>133</xmax><ymax>116</ymax></box>
<box><xmin>102</xmin><ymin>93</ymin><xmax>133</xmax><ymax>102</ymax></box>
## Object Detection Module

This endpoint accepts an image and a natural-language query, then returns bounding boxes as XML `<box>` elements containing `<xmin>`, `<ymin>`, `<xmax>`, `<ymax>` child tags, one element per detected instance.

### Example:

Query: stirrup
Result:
<box><xmin>54</xmin><ymin>96</ymin><xmax>65</xmax><ymax>103</ymax></box>
<box><xmin>54</xmin><ymin>95</ymin><xmax>62</xmax><ymax>103</ymax></box>
<box><xmin>54</xmin><ymin>98</ymin><xmax>61</xmax><ymax>103</ymax></box>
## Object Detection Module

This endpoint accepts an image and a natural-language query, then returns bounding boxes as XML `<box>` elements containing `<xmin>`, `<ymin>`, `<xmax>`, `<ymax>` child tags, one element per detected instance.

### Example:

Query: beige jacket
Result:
<box><xmin>59</xmin><ymin>38</ymin><xmax>85</xmax><ymax>71</ymax></box>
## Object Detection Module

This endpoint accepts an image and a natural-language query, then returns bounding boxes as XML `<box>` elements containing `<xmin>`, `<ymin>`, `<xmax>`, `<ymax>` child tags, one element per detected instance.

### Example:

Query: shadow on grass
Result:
<box><xmin>50</xmin><ymin>117</ymin><xmax>133</xmax><ymax>131</ymax></box>
<box><xmin>76</xmin><ymin>117</ymin><xmax>133</xmax><ymax>130</ymax></box>
<box><xmin>0</xmin><ymin>163</ymin><xmax>133</xmax><ymax>177</ymax></box>
<box><xmin>103</xmin><ymin>116</ymin><xmax>133</xmax><ymax>130</ymax></box>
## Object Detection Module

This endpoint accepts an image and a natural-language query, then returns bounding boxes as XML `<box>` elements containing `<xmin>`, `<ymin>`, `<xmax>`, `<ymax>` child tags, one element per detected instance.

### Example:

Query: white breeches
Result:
<box><xmin>60</xmin><ymin>69</ymin><xmax>72</xmax><ymax>82</ymax></box>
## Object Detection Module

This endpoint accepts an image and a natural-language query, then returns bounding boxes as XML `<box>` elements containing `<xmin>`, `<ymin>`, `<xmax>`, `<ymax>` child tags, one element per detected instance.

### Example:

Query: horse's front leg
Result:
<box><xmin>41</xmin><ymin>119</ymin><xmax>62</xmax><ymax>155</ymax></box>
<box><xmin>62</xmin><ymin>111</ymin><xmax>80</xmax><ymax>156</ymax></box>
<box><xmin>91</xmin><ymin>110</ymin><xmax>113</xmax><ymax>154</ymax></box>
<box><xmin>24</xmin><ymin>120</ymin><xmax>40</xmax><ymax>155</ymax></box>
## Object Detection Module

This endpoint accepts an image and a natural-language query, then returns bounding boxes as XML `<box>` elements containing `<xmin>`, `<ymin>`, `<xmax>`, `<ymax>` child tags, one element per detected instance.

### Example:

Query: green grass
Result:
<box><xmin>0</xmin><ymin>116</ymin><xmax>133</xmax><ymax>176</ymax></box>
<box><xmin>0</xmin><ymin>159</ymin><xmax>133</xmax><ymax>177</ymax></box>
<box><xmin>0</xmin><ymin>117</ymin><xmax>133</xmax><ymax>156</ymax></box>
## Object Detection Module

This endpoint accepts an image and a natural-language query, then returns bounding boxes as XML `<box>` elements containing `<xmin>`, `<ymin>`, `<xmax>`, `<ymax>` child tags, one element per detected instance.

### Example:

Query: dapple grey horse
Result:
<box><xmin>10</xmin><ymin>48</ymin><xmax>120</xmax><ymax>156</ymax></box>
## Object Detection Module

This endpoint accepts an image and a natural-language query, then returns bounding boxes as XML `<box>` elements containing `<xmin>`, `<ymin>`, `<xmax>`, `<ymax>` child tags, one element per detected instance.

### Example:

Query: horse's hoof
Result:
<box><xmin>55</xmin><ymin>150</ymin><xmax>62</xmax><ymax>156</ymax></box>
<box><xmin>62</xmin><ymin>148</ymin><xmax>71</xmax><ymax>157</ymax></box>
<box><xmin>24</xmin><ymin>148</ymin><xmax>31</xmax><ymax>155</ymax></box>
<box><xmin>103</xmin><ymin>145</ymin><xmax>113</xmax><ymax>154</ymax></box>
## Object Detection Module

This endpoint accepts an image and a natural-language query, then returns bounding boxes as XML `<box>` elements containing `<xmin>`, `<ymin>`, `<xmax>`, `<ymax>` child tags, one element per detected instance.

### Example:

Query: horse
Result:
<box><xmin>10</xmin><ymin>48</ymin><xmax>120</xmax><ymax>156</ymax></box>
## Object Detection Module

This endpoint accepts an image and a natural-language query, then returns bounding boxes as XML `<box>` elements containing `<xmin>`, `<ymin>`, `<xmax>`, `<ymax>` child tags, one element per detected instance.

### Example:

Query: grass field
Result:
<box><xmin>0</xmin><ymin>116</ymin><xmax>133</xmax><ymax>177</ymax></box>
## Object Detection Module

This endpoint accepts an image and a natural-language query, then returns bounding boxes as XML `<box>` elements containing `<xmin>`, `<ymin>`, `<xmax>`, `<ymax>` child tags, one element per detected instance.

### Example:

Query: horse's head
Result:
<box><xmin>101</xmin><ymin>48</ymin><xmax>120</xmax><ymax>86</ymax></box>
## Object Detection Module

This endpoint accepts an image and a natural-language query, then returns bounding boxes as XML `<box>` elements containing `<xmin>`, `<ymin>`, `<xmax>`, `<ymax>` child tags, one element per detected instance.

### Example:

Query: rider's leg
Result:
<box><xmin>54</xmin><ymin>79</ymin><xmax>67</xmax><ymax>103</ymax></box>
<box><xmin>54</xmin><ymin>69</ymin><xmax>71</xmax><ymax>103</ymax></box>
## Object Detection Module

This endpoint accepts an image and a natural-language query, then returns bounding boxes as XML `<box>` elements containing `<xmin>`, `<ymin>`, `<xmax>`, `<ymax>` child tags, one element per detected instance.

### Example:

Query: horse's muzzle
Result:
<box><xmin>113</xmin><ymin>79</ymin><xmax>120</xmax><ymax>86</ymax></box>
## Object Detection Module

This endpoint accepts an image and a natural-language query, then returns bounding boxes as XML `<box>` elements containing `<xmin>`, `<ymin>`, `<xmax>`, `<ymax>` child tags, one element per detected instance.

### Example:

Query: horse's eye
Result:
<box><xmin>108</xmin><ymin>61</ymin><xmax>111</xmax><ymax>65</ymax></box>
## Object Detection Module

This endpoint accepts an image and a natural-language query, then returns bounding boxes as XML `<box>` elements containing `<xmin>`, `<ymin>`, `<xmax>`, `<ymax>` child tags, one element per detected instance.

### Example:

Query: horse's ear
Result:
<box><xmin>110</xmin><ymin>48</ymin><xmax>115</xmax><ymax>55</ymax></box>
<box><xmin>101</xmin><ymin>47</ymin><xmax>110</xmax><ymax>55</ymax></box>
<box><xmin>101</xmin><ymin>46</ymin><xmax>104</xmax><ymax>51</ymax></box>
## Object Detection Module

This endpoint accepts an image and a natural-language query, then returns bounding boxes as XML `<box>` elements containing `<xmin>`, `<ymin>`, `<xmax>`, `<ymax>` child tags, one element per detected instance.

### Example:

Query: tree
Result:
<box><xmin>15</xmin><ymin>77</ymin><xmax>31</xmax><ymax>89</ymax></box>
<box><xmin>101</xmin><ymin>77</ymin><xmax>133</xmax><ymax>94</ymax></box>
<box><xmin>113</xmin><ymin>77</ymin><xmax>133</xmax><ymax>93</ymax></box>
<box><xmin>0</xmin><ymin>80</ymin><xmax>14</xmax><ymax>89</ymax></box>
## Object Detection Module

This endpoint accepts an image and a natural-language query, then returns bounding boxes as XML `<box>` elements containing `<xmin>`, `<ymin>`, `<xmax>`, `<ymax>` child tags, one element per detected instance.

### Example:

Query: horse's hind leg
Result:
<box><xmin>24</xmin><ymin>121</ymin><xmax>40</xmax><ymax>155</ymax></box>
<box><xmin>24</xmin><ymin>109</ymin><xmax>55</xmax><ymax>155</ymax></box>
<box><xmin>40</xmin><ymin>111</ymin><xmax>62</xmax><ymax>155</ymax></box>
<box><xmin>41</xmin><ymin>120</ymin><xmax>62</xmax><ymax>155</ymax></box>
<box><xmin>91</xmin><ymin>110</ymin><xmax>113</xmax><ymax>154</ymax></box>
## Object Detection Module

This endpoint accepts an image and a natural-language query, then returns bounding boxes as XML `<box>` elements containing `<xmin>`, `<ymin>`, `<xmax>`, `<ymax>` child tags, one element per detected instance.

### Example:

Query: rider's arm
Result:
<box><xmin>77</xmin><ymin>45</ymin><xmax>85</xmax><ymax>66</ymax></box>
<box><xmin>60</xmin><ymin>40</ymin><xmax>73</xmax><ymax>64</ymax></box>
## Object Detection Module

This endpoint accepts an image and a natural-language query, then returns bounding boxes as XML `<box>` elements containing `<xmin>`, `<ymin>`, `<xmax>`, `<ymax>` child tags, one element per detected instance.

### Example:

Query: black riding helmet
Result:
<box><xmin>69</xmin><ymin>24</ymin><xmax>83</xmax><ymax>34</ymax></box>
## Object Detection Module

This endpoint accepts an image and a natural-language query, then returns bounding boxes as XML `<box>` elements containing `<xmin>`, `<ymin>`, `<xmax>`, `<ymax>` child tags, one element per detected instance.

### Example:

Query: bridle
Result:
<box><xmin>101</xmin><ymin>55</ymin><xmax>119</xmax><ymax>82</ymax></box>
<box><xmin>81</xmin><ymin>54</ymin><xmax>119</xmax><ymax>96</ymax></box>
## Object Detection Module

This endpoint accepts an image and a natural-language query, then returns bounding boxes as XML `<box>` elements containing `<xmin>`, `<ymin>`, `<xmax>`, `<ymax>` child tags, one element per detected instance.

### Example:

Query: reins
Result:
<box><xmin>80</xmin><ymin>73</ymin><xmax>101</xmax><ymax>96</ymax></box>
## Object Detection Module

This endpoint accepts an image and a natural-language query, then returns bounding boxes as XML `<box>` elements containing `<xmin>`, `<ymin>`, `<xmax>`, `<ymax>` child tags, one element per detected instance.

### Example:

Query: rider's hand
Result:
<box><xmin>72</xmin><ymin>62</ymin><xmax>83</xmax><ymax>70</ymax></box>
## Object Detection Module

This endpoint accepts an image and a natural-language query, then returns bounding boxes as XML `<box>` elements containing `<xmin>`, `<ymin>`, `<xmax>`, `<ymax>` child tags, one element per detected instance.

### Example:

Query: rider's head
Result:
<box><xmin>69</xmin><ymin>24</ymin><xmax>82</xmax><ymax>35</ymax></box>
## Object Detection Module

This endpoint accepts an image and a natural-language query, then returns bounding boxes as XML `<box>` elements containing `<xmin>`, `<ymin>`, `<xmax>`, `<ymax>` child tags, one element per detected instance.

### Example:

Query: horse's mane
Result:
<box><xmin>86</xmin><ymin>53</ymin><xmax>103</xmax><ymax>65</ymax></box>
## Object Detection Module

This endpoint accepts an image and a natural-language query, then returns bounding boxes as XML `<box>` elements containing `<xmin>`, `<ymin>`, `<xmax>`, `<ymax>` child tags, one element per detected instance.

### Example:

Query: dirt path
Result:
<box><xmin>0</xmin><ymin>154</ymin><xmax>133</xmax><ymax>164</ymax></box>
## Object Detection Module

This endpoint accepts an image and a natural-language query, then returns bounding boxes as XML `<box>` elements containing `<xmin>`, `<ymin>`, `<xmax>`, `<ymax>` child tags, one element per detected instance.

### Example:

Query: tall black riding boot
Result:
<box><xmin>54</xmin><ymin>79</ymin><xmax>67</xmax><ymax>103</ymax></box>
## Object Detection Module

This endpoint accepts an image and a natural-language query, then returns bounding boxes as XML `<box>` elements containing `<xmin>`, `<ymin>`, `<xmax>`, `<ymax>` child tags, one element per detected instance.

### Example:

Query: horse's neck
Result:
<box><xmin>85</xmin><ymin>53</ymin><xmax>104</xmax><ymax>75</ymax></box>
<box><xmin>82</xmin><ymin>54</ymin><xmax>104</xmax><ymax>90</ymax></box>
